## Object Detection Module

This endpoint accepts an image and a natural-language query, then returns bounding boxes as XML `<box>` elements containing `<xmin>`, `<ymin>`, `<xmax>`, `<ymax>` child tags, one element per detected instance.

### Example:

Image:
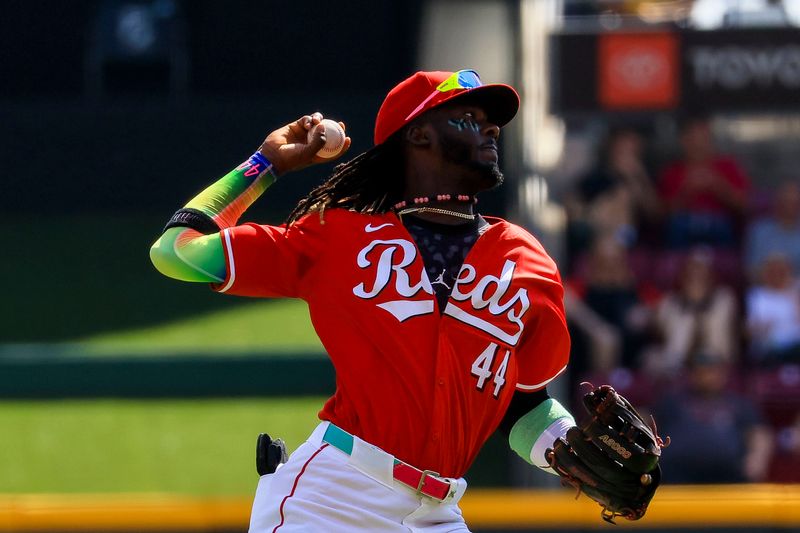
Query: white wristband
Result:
<box><xmin>530</xmin><ymin>417</ymin><xmax>574</xmax><ymax>473</ymax></box>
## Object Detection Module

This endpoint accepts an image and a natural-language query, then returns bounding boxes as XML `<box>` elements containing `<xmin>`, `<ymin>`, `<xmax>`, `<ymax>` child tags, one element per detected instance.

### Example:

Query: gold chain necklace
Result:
<box><xmin>397</xmin><ymin>206</ymin><xmax>476</xmax><ymax>220</ymax></box>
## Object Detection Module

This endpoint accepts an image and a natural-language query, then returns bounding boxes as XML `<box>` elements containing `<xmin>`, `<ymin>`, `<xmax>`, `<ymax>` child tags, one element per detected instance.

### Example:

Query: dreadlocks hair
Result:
<box><xmin>285</xmin><ymin>132</ymin><xmax>405</xmax><ymax>226</ymax></box>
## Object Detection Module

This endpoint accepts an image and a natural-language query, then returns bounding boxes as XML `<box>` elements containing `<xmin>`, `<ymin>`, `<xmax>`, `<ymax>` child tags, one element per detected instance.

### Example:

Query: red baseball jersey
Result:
<box><xmin>215</xmin><ymin>209</ymin><xmax>570</xmax><ymax>477</ymax></box>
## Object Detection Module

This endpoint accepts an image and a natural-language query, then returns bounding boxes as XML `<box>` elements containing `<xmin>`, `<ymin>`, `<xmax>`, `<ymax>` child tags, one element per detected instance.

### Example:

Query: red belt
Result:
<box><xmin>321</xmin><ymin>423</ymin><xmax>454</xmax><ymax>501</ymax></box>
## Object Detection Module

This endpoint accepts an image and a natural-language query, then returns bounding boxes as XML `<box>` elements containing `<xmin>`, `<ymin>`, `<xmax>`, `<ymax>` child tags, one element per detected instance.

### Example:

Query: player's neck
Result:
<box><xmin>395</xmin><ymin>190</ymin><xmax>477</xmax><ymax>225</ymax></box>
<box><xmin>399</xmin><ymin>208</ymin><xmax>476</xmax><ymax>225</ymax></box>
<box><xmin>402</xmin><ymin>155</ymin><xmax>490</xmax><ymax>223</ymax></box>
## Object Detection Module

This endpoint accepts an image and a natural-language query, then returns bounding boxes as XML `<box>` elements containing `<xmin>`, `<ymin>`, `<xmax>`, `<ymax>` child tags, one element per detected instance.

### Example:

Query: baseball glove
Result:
<box><xmin>546</xmin><ymin>384</ymin><xmax>669</xmax><ymax>523</ymax></box>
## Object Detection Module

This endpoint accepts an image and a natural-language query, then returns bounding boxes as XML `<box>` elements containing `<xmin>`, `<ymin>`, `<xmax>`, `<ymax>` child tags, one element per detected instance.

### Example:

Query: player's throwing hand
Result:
<box><xmin>258</xmin><ymin>112</ymin><xmax>351</xmax><ymax>175</ymax></box>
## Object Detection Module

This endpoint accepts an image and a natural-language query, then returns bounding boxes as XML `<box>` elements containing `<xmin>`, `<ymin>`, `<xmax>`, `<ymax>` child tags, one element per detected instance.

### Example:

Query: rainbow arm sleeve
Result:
<box><xmin>149</xmin><ymin>154</ymin><xmax>276</xmax><ymax>283</ymax></box>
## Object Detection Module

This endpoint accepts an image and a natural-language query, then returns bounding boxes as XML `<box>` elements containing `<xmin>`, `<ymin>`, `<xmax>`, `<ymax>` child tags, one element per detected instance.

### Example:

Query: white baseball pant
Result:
<box><xmin>248</xmin><ymin>422</ymin><xmax>470</xmax><ymax>532</ymax></box>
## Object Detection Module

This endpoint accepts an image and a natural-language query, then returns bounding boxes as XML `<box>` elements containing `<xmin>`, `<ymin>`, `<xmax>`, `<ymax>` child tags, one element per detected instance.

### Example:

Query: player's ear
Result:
<box><xmin>405</xmin><ymin>123</ymin><xmax>432</xmax><ymax>147</ymax></box>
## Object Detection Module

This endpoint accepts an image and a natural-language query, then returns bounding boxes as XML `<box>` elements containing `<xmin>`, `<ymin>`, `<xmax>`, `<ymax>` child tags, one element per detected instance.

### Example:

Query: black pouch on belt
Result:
<box><xmin>256</xmin><ymin>433</ymin><xmax>288</xmax><ymax>475</ymax></box>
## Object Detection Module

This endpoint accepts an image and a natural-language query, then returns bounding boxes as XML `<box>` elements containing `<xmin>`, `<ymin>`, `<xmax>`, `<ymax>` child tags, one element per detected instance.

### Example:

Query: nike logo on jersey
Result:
<box><xmin>364</xmin><ymin>223</ymin><xmax>394</xmax><ymax>233</ymax></box>
<box><xmin>352</xmin><ymin>238</ymin><xmax>530</xmax><ymax>343</ymax></box>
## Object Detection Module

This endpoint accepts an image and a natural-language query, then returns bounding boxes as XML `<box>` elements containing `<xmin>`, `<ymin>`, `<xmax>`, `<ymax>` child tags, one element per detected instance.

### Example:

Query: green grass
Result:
<box><xmin>0</xmin><ymin>398</ymin><xmax>325</xmax><ymax>495</ymax></box>
<box><xmin>70</xmin><ymin>299</ymin><xmax>324</xmax><ymax>355</ymax></box>
<box><xmin>5</xmin><ymin>214</ymin><xmax>319</xmax><ymax>344</ymax></box>
<box><xmin>5</xmin><ymin>212</ymin><xmax>324</xmax><ymax>353</ymax></box>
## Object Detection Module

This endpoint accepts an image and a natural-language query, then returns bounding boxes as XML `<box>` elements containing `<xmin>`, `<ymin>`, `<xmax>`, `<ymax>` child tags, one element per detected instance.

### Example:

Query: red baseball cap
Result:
<box><xmin>373</xmin><ymin>69</ymin><xmax>520</xmax><ymax>146</ymax></box>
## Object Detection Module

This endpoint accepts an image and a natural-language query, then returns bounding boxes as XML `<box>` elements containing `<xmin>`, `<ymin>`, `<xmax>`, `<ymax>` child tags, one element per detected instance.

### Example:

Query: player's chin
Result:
<box><xmin>473</xmin><ymin>161</ymin><xmax>504</xmax><ymax>190</ymax></box>
<box><xmin>489</xmin><ymin>165</ymin><xmax>505</xmax><ymax>188</ymax></box>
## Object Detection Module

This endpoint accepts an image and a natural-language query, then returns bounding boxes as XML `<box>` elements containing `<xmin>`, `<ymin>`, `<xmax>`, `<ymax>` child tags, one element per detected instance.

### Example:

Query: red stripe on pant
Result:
<box><xmin>273</xmin><ymin>443</ymin><xmax>329</xmax><ymax>532</ymax></box>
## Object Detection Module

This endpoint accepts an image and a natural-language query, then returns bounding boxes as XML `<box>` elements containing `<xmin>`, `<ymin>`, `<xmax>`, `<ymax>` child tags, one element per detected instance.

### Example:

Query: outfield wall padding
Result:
<box><xmin>0</xmin><ymin>353</ymin><xmax>334</xmax><ymax>398</ymax></box>
<box><xmin>1</xmin><ymin>485</ymin><xmax>798</xmax><ymax>532</ymax></box>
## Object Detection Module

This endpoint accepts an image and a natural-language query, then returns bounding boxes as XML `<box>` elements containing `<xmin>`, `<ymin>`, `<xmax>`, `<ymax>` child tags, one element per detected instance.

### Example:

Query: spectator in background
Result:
<box><xmin>769</xmin><ymin>412</ymin><xmax>800</xmax><ymax>483</ymax></box>
<box><xmin>745</xmin><ymin>180</ymin><xmax>800</xmax><ymax>279</ymax></box>
<box><xmin>653</xmin><ymin>352</ymin><xmax>773</xmax><ymax>484</ymax></box>
<box><xmin>643</xmin><ymin>248</ymin><xmax>738</xmax><ymax>378</ymax></box>
<box><xmin>564</xmin><ymin>287</ymin><xmax>621</xmax><ymax>374</ymax></box>
<box><xmin>658</xmin><ymin>115</ymin><xmax>750</xmax><ymax>249</ymax></box>
<box><xmin>746</xmin><ymin>252</ymin><xmax>800</xmax><ymax>364</ymax></box>
<box><xmin>566</xmin><ymin>126</ymin><xmax>660</xmax><ymax>256</ymax></box>
<box><xmin>565</xmin><ymin>236</ymin><xmax>655</xmax><ymax>373</ymax></box>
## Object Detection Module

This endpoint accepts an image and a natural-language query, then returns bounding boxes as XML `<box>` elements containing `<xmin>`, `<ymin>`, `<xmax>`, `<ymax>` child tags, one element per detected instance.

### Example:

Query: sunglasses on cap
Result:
<box><xmin>405</xmin><ymin>70</ymin><xmax>483</xmax><ymax>121</ymax></box>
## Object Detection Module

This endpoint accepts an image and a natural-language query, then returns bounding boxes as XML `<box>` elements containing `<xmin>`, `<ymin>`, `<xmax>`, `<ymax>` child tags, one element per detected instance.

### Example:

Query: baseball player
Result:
<box><xmin>151</xmin><ymin>70</ymin><xmax>661</xmax><ymax>531</ymax></box>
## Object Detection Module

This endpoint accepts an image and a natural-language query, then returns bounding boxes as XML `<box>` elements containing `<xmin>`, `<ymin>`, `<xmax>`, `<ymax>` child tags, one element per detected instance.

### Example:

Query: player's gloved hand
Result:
<box><xmin>545</xmin><ymin>384</ymin><xmax>670</xmax><ymax>524</ymax></box>
<box><xmin>258</xmin><ymin>112</ymin><xmax>352</xmax><ymax>176</ymax></box>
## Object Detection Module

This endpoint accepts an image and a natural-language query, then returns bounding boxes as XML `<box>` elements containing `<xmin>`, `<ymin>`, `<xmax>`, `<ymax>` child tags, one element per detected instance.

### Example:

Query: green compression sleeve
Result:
<box><xmin>149</xmin><ymin>154</ymin><xmax>276</xmax><ymax>283</ymax></box>
<box><xmin>509</xmin><ymin>398</ymin><xmax>575</xmax><ymax>468</ymax></box>
<box><xmin>150</xmin><ymin>228</ymin><xmax>226</xmax><ymax>282</ymax></box>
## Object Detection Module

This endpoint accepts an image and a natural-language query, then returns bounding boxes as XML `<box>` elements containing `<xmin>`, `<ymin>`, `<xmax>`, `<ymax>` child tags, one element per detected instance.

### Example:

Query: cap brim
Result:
<box><xmin>443</xmin><ymin>83</ymin><xmax>520</xmax><ymax>128</ymax></box>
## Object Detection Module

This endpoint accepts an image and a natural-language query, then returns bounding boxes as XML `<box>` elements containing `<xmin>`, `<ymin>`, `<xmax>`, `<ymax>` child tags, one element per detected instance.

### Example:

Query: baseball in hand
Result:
<box><xmin>308</xmin><ymin>119</ymin><xmax>346</xmax><ymax>159</ymax></box>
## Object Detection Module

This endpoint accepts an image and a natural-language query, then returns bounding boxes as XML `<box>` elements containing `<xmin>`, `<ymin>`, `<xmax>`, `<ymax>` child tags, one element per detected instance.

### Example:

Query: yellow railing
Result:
<box><xmin>1</xmin><ymin>485</ymin><xmax>799</xmax><ymax>531</ymax></box>
<box><xmin>460</xmin><ymin>484</ymin><xmax>800</xmax><ymax>528</ymax></box>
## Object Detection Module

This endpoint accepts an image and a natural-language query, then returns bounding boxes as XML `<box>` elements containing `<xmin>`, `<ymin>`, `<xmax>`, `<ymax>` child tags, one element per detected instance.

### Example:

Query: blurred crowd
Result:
<box><xmin>561</xmin><ymin>115</ymin><xmax>800</xmax><ymax>484</ymax></box>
